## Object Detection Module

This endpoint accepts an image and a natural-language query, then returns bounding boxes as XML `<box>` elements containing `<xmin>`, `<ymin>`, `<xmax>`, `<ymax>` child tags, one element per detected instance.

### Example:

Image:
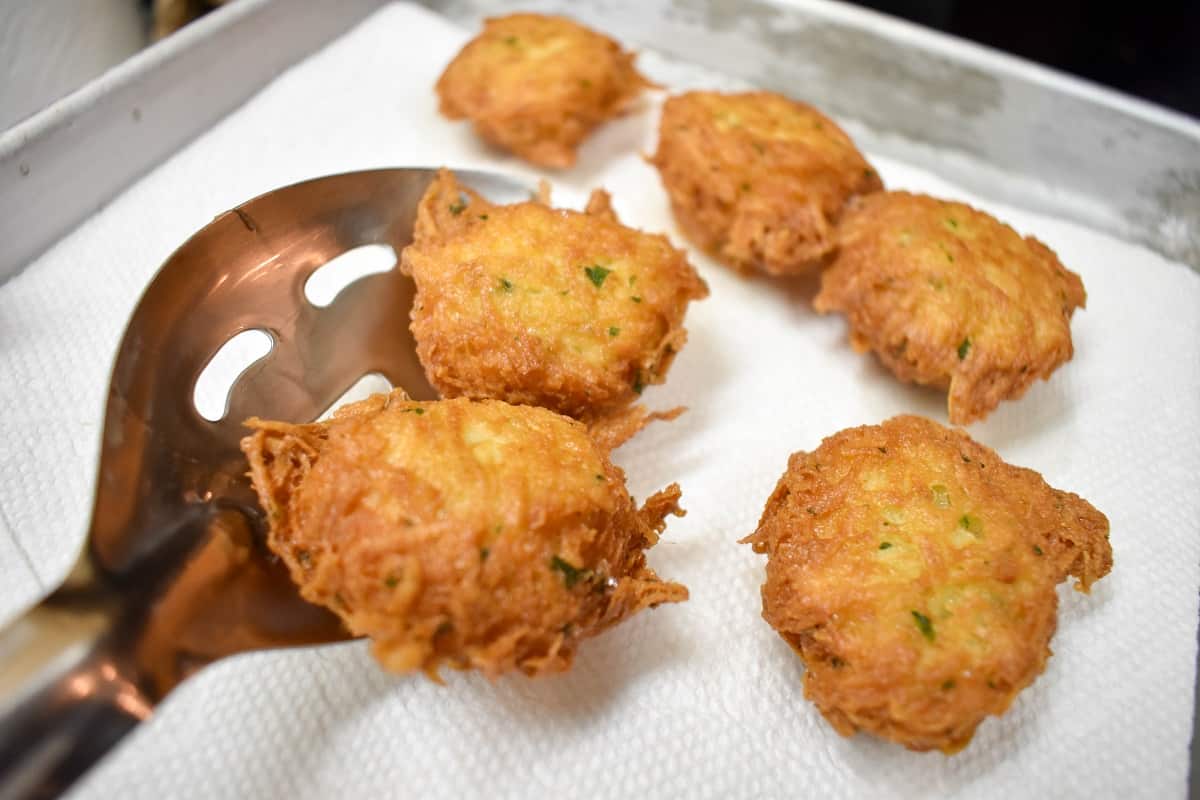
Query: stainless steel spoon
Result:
<box><xmin>0</xmin><ymin>167</ymin><xmax>530</xmax><ymax>800</ymax></box>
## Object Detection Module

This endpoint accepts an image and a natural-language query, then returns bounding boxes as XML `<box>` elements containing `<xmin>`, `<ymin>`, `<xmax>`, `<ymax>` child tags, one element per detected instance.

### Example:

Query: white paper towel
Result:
<box><xmin>1</xmin><ymin>3</ymin><xmax>1198</xmax><ymax>798</ymax></box>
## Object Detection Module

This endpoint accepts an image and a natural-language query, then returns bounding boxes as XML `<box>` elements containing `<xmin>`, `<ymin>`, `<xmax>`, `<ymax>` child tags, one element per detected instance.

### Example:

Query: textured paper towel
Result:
<box><xmin>1</xmin><ymin>3</ymin><xmax>1198</xmax><ymax>798</ymax></box>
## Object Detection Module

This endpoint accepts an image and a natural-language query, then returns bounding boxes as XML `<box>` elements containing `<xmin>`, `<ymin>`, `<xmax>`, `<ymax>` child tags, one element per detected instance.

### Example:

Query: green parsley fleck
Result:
<box><xmin>595</xmin><ymin>473</ymin><xmax>606</xmax><ymax>482</ymax></box>
<box><xmin>1033</xmin><ymin>545</ymin><xmax>1044</xmax><ymax>556</ymax></box>
<box><xmin>550</xmin><ymin>555</ymin><xmax>585</xmax><ymax>588</ymax></box>
<box><xmin>961</xmin><ymin>454</ymin><xmax>972</xmax><ymax>463</ymax></box>
<box><xmin>930</xmin><ymin>483</ymin><xmax>951</xmax><ymax>508</ymax></box>
<box><xmin>938</xmin><ymin>242</ymin><xmax>955</xmax><ymax>262</ymax></box>
<box><xmin>959</xmin><ymin>514</ymin><xmax>983</xmax><ymax>535</ymax></box>
<box><xmin>912</xmin><ymin>610</ymin><xmax>935</xmax><ymax>641</ymax></box>
<box><xmin>478</xmin><ymin>213</ymin><xmax>489</xmax><ymax>220</ymax></box>
<box><xmin>945</xmin><ymin>217</ymin><xmax>959</xmax><ymax>229</ymax></box>
<box><xmin>608</xmin><ymin>326</ymin><xmax>620</xmax><ymax>337</ymax></box>
<box><xmin>296</xmin><ymin>549</ymin><xmax>311</xmax><ymax>567</ymax></box>
<box><xmin>632</xmin><ymin>374</ymin><xmax>645</xmax><ymax>395</ymax></box>
<box><xmin>631</xmin><ymin>295</ymin><xmax>642</xmax><ymax>303</ymax></box>
<box><xmin>877</xmin><ymin>446</ymin><xmax>888</xmax><ymax>454</ymax></box>
<box><xmin>480</xmin><ymin>547</ymin><xmax>490</xmax><ymax>562</ymax></box>
<box><xmin>740</xmin><ymin>182</ymin><xmax>751</xmax><ymax>192</ymax></box>
<box><xmin>584</xmin><ymin>264</ymin><xmax>611</xmax><ymax>287</ymax></box>
<box><xmin>957</xmin><ymin>337</ymin><xmax>971</xmax><ymax>360</ymax></box>
<box><xmin>384</xmin><ymin>575</ymin><xmax>399</xmax><ymax>588</ymax></box>
<box><xmin>403</xmin><ymin>407</ymin><xmax>425</xmax><ymax>415</ymax></box>
<box><xmin>879</xmin><ymin>542</ymin><xmax>893</xmax><ymax>550</ymax></box>
<box><xmin>435</xmin><ymin>621</ymin><xmax>453</xmax><ymax>637</ymax></box>
<box><xmin>449</xmin><ymin>200</ymin><xmax>466</xmax><ymax>215</ymax></box>
<box><xmin>504</xmin><ymin>35</ymin><xmax>519</xmax><ymax>46</ymax></box>
<box><xmin>942</xmin><ymin>679</ymin><xmax>956</xmax><ymax>690</ymax></box>
<box><xmin>499</xmin><ymin>277</ymin><xmax>514</xmax><ymax>292</ymax></box>
<box><xmin>864</xmin><ymin>168</ymin><xmax>876</xmax><ymax>179</ymax></box>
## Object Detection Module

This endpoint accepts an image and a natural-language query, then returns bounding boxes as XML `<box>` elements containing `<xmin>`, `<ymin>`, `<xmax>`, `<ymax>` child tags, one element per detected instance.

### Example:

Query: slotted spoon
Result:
<box><xmin>0</xmin><ymin>167</ymin><xmax>530</xmax><ymax>800</ymax></box>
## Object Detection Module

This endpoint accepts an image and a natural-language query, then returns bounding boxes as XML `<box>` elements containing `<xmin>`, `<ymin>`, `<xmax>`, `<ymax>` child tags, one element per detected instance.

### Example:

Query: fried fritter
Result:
<box><xmin>814</xmin><ymin>191</ymin><xmax>1087</xmax><ymax>424</ymax></box>
<box><xmin>649</xmin><ymin>91</ymin><xmax>883</xmax><ymax>276</ymax></box>
<box><xmin>436</xmin><ymin>13</ymin><xmax>654</xmax><ymax>168</ymax></box>
<box><xmin>742</xmin><ymin>415</ymin><xmax>1111</xmax><ymax>753</ymax></box>
<box><xmin>241</xmin><ymin>391</ymin><xmax>688</xmax><ymax>680</ymax></box>
<box><xmin>400</xmin><ymin>169</ymin><xmax>708</xmax><ymax>420</ymax></box>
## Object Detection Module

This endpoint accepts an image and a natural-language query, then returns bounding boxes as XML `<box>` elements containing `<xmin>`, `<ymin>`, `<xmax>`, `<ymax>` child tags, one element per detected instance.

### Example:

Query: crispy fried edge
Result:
<box><xmin>740</xmin><ymin>415</ymin><xmax>1112</xmax><ymax>751</ymax></box>
<box><xmin>435</xmin><ymin>13</ymin><xmax>659</xmax><ymax>168</ymax></box>
<box><xmin>404</xmin><ymin>168</ymin><xmax>705</xmax><ymax>421</ymax></box>
<box><xmin>649</xmin><ymin>90</ymin><xmax>884</xmax><ymax>276</ymax></box>
<box><xmin>239</xmin><ymin>391</ymin><xmax>689</xmax><ymax>679</ymax></box>
<box><xmin>814</xmin><ymin>193</ymin><xmax>1088</xmax><ymax>424</ymax></box>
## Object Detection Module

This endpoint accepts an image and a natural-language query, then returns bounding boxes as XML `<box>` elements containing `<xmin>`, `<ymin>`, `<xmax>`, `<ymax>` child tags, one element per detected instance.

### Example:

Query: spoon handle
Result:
<box><xmin>0</xmin><ymin>601</ymin><xmax>149</xmax><ymax>800</ymax></box>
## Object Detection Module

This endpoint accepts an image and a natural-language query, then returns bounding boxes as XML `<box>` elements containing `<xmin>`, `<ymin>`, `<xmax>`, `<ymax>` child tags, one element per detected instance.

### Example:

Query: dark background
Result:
<box><xmin>847</xmin><ymin>0</ymin><xmax>1200</xmax><ymax>118</ymax></box>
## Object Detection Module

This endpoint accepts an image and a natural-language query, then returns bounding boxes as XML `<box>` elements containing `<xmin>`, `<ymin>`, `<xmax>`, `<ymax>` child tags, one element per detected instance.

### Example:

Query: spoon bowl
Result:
<box><xmin>0</xmin><ymin>167</ymin><xmax>532</xmax><ymax>800</ymax></box>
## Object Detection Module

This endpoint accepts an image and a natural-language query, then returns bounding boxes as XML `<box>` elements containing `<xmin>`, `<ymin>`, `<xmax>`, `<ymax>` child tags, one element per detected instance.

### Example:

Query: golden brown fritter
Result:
<box><xmin>400</xmin><ymin>169</ymin><xmax>708</xmax><ymax>420</ymax></box>
<box><xmin>241</xmin><ymin>391</ymin><xmax>688</xmax><ymax>680</ymax></box>
<box><xmin>436</xmin><ymin>13</ymin><xmax>654</xmax><ymax>168</ymax></box>
<box><xmin>649</xmin><ymin>91</ymin><xmax>883</xmax><ymax>276</ymax></box>
<box><xmin>814</xmin><ymin>191</ymin><xmax>1087</xmax><ymax>424</ymax></box>
<box><xmin>742</xmin><ymin>415</ymin><xmax>1111</xmax><ymax>754</ymax></box>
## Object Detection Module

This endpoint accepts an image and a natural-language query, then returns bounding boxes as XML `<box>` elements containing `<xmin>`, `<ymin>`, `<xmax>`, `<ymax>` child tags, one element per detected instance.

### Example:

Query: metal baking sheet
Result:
<box><xmin>1</xmin><ymin>0</ymin><xmax>1196</xmax><ymax>791</ymax></box>
<box><xmin>0</xmin><ymin>0</ymin><xmax>382</xmax><ymax>283</ymax></box>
